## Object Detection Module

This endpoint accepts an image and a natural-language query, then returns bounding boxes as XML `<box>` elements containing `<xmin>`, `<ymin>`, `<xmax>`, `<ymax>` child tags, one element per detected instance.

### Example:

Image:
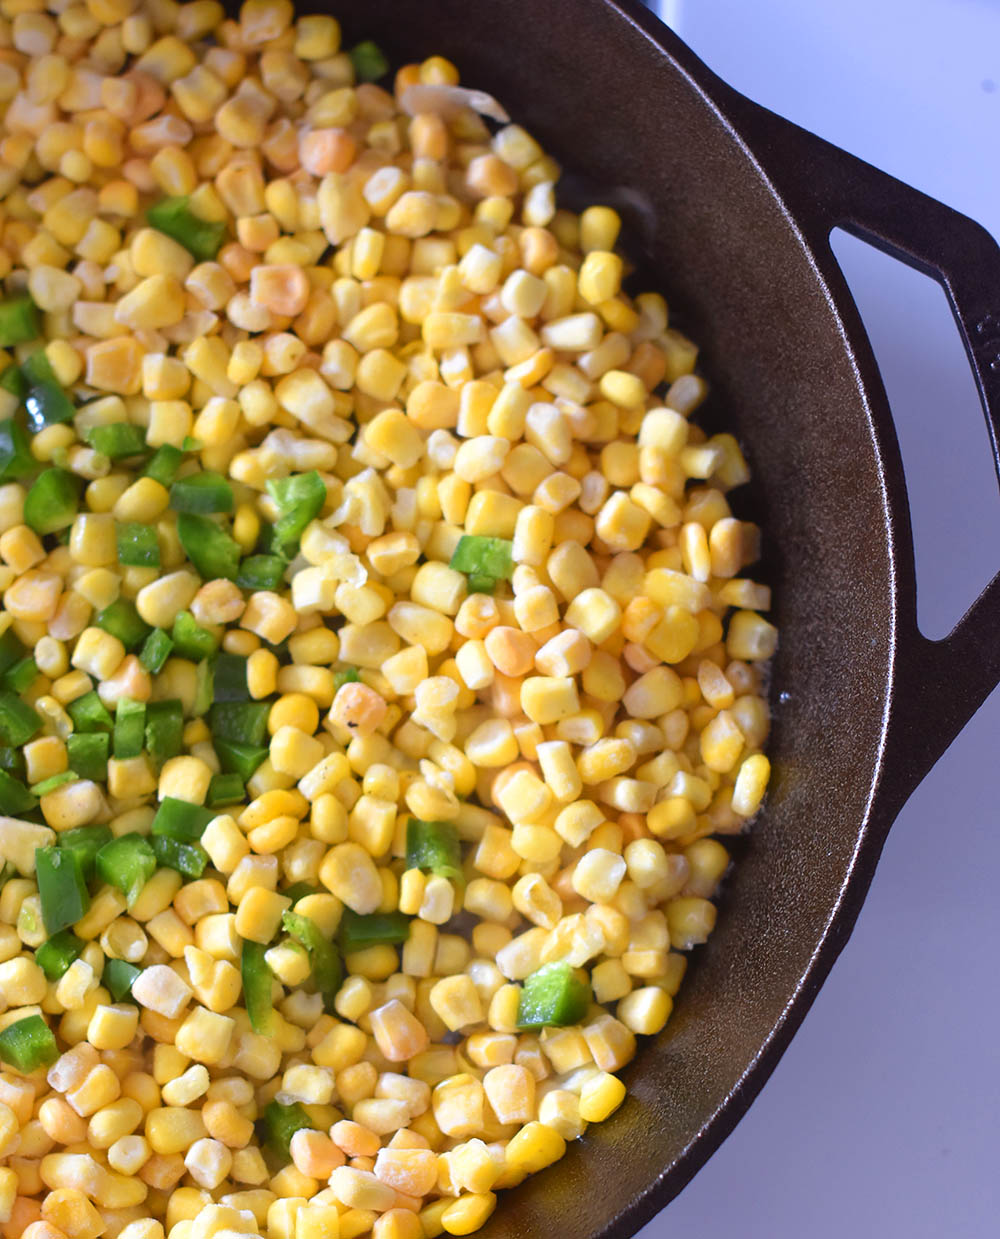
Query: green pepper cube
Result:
<box><xmin>57</xmin><ymin>824</ymin><xmax>113</xmax><ymax>882</ymax></box>
<box><xmin>66</xmin><ymin>690</ymin><xmax>113</xmax><ymax>733</ymax></box>
<box><xmin>170</xmin><ymin>471</ymin><xmax>233</xmax><ymax>514</ymax></box>
<box><xmin>449</xmin><ymin>536</ymin><xmax>513</xmax><ymax>591</ymax></box>
<box><xmin>95</xmin><ymin>598</ymin><xmax>151</xmax><ymax>650</ymax></box>
<box><xmin>215</xmin><ymin>738</ymin><xmax>268</xmax><ymax>783</ymax></box>
<box><xmin>171</xmin><ymin>610</ymin><xmax>219</xmax><ymax>662</ymax></box>
<box><xmin>332</xmin><ymin>666</ymin><xmax>360</xmax><ymax>690</ymax></box>
<box><xmin>151</xmin><ymin>835</ymin><xmax>208</xmax><ymax>879</ymax></box>
<box><xmin>0</xmin><ymin>692</ymin><xmax>41</xmax><ymax>747</ymax></box>
<box><xmin>0</xmin><ymin>629</ymin><xmax>26</xmax><ymax>677</ymax></box>
<box><xmin>30</xmin><ymin>771</ymin><xmax>78</xmax><ymax>797</ymax></box>
<box><xmin>0</xmin><ymin>419</ymin><xmax>36</xmax><ymax>483</ymax></box>
<box><xmin>0</xmin><ymin>767</ymin><xmax>37</xmax><ymax>816</ymax></box>
<box><xmin>117</xmin><ymin>522</ymin><xmax>160</xmax><ymax>568</ymax></box>
<box><xmin>213</xmin><ymin>653</ymin><xmax>250</xmax><ymax>702</ymax></box>
<box><xmin>65</xmin><ymin>731</ymin><xmax>109</xmax><ymax>784</ymax></box>
<box><xmin>0</xmin><ymin>1014</ymin><xmax>57</xmax><ymax>1072</ymax></box>
<box><xmin>241</xmin><ymin>938</ymin><xmax>274</xmax><ymax>1034</ymax></box>
<box><xmin>177</xmin><ymin>511</ymin><xmax>240</xmax><ymax>581</ymax></box>
<box><xmin>406</xmin><ymin>818</ymin><xmax>463</xmax><ymax>883</ymax></box>
<box><xmin>95</xmin><ymin>833</ymin><xmax>157</xmax><ymax>907</ymax></box>
<box><xmin>151</xmin><ymin>796</ymin><xmax>216</xmax><ymax>842</ymax></box>
<box><xmin>147</xmin><ymin>196</ymin><xmax>227</xmax><ymax>263</ymax></box>
<box><xmin>348</xmin><ymin>39</ymin><xmax>390</xmax><ymax>82</ymax></box>
<box><xmin>35</xmin><ymin>846</ymin><xmax>90</xmax><ymax>935</ymax></box>
<box><xmin>206</xmin><ymin>772</ymin><xmax>245</xmax><ymax>807</ymax></box>
<box><xmin>145</xmin><ymin>699</ymin><xmax>184</xmax><ymax>767</ymax></box>
<box><xmin>112</xmin><ymin>697</ymin><xmax>146</xmax><ymax>760</ymax></box>
<box><xmin>337</xmin><ymin>909</ymin><xmax>411</xmax><ymax>953</ymax></box>
<box><xmin>143</xmin><ymin>444</ymin><xmax>184</xmax><ymax>487</ymax></box>
<box><xmin>35</xmin><ymin>930</ymin><xmax>84</xmax><ymax>980</ymax></box>
<box><xmin>86</xmin><ymin>423</ymin><xmax>147</xmax><ymax>459</ymax></box>
<box><xmin>235</xmin><ymin>554</ymin><xmax>286</xmax><ymax>591</ymax></box>
<box><xmin>23</xmin><ymin>468</ymin><xmax>80</xmax><ymax>536</ymax></box>
<box><xmin>2</xmin><ymin>655</ymin><xmax>38</xmax><ymax>694</ymax></box>
<box><xmin>282</xmin><ymin>910</ymin><xmax>343</xmax><ymax>1013</ymax></box>
<box><xmin>0</xmin><ymin>294</ymin><xmax>40</xmax><ymax>348</ymax></box>
<box><xmin>209</xmin><ymin>701</ymin><xmax>271</xmax><ymax>748</ymax></box>
<box><xmin>261</xmin><ymin>1099</ymin><xmax>312</xmax><ymax>1161</ymax></box>
<box><xmin>516</xmin><ymin>962</ymin><xmax>592</xmax><ymax>1030</ymax></box>
<box><xmin>139</xmin><ymin>629</ymin><xmax>173</xmax><ymax>675</ymax></box>
<box><xmin>103</xmin><ymin>958</ymin><xmax>142</xmax><ymax>1002</ymax></box>
<box><xmin>266</xmin><ymin>471</ymin><xmax>326</xmax><ymax>559</ymax></box>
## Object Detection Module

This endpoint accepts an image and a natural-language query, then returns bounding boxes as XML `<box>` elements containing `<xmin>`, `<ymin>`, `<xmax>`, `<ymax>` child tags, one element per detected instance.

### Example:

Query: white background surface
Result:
<box><xmin>639</xmin><ymin>2</ymin><xmax>1000</xmax><ymax>1236</ymax></box>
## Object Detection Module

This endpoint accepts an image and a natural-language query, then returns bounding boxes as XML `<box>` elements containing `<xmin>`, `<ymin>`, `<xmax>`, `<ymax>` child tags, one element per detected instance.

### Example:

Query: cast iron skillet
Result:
<box><xmin>282</xmin><ymin>0</ymin><xmax>1000</xmax><ymax>1232</ymax></box>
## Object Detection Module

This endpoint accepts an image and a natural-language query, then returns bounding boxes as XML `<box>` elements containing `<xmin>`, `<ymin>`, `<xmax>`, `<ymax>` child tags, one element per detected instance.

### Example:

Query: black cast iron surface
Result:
<box><xmin>242</xmin><ymin>0</ymin><xmax>1000</xmax><ymax>1233</ymax></box>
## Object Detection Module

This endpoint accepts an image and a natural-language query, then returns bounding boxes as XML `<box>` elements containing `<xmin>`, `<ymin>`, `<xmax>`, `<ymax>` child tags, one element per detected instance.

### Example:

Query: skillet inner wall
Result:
<box><xmin>230</xmin><ymin>0</ymin><xmax>894</xmax><ymax>1230</ymax></box>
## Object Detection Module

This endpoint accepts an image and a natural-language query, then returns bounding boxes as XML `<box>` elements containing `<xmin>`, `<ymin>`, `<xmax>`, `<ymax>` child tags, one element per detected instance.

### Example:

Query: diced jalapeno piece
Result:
<box><xmin>337</xmin><ymin>909</ymin><xmax>411</xmax><ymax>953</ymax></box>
<box><xmin>117</xmin><ymin>521</ymin><xmax>160</xmax><ymax>568</ymax></box>
<box><xmin>406</xmin><ymin>818</ymin><xmax>463</xmax><ymax>883</ymax></box>
<box><xmin>0</xmin><ymin>294</ymin><xmax>40</xmax><ymax>347</ymax></box>
<box><xmin>241</xmin><ymin>939</ymin><xmax>273</xmax><ymax>1034</ymax></box>
<box><xmin>147</xmin><ymin>196</ymin><xmax>227</xmax><ymax>262</ymax></box>
<box><xmin>23</xmin><ymin>468</ymin><xmax>80</xmax><ymax>535</ymax></box>
<box><xmin>0</xmin><ymin>1014</ymin><xmax>57</xmax><ymax>1072</ymax></box>
<box><xmin>0</xmin><ymin>692</ymin><xmax>41</xmax><ymax>746</ymax></box>
<box><xmin>170</xmin><ymin>470</ymin><xmax>233</xmax><ymax>514</ymax></box>
<box><xmin>35</xmin><ymin>930</ymin><xmax>84</xmax><ymax>980</ymax></box>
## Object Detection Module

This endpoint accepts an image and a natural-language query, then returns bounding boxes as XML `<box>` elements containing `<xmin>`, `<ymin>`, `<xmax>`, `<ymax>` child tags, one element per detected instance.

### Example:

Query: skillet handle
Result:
<box><xmin>721</xmin><ymin>93</ymin><xmax>1000</xmax><ymax>796</ymax></box>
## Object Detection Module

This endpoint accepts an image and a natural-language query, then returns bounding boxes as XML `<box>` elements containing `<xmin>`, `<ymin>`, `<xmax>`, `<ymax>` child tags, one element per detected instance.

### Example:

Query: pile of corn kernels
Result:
<box><xmin>0</xmin><ymin>2</ymin><xmax>777</xmax><ymax>1238</ymax></box>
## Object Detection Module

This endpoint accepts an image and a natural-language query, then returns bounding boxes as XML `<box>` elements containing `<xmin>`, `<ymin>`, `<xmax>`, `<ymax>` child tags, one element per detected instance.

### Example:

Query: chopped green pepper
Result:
<box><xmin>406</xmin><ymin>818</ymin><xmax>463</xmax><ymax>883</ymax></box>
<box><xmin>147</xmin><ymin>196</ymin><xmax>227</xmax><ymax>262</ymax></box>
<box><xmin>139</xmin><ymin>629</ymin><xmax>174</xmax><ymax>674</ymax></box>
<box><xmin>332</xmin><ymin>666</ymin><xmax>360</xmax><ymax>690</ymax></box>
<box><xmin>206</xmin><ymin>772</ymin><xmax>244</xmax><ymax>806</ymax></box>
<box><xmin>113</xmin><ymin>698</ymin><xmax>146</xmax><ymax>760</ymax></box>
<box><xmin>145</xmin><ymin>699</ymin><xmax>184</xmax><ymax>766</ymax></box>
<box><xmin>0</xmin><ymin>629</ymin><xmax>25</xmax><ymax>676</ymax></box>
<box><xmin>177</xmin><ymin>511</ymin><xmax>240</xmax><ymax>580</ymax></box>
<box><xmin>35</xmin><ymin>845</ymin><xmax>90</xmax><ymax>934</ymax></box>
<box><xmin>57</xmin><ymin>824</ymin><xmax>112</xmax><ymax>881</ymax></box>
<box><xmin>151</xmin><ymin>835</ymin><xmax>208</xmax><ymax>879</ymax></box>
<box><xmin>209</xmin><ymin>701</ymin><xmax>271</xmax><ymax>748</ymax></box>
<box><xmin>35</xmin><ymin>930</ymin><xmax>84</xmax><ymax>980</ymax></box>
<box><xmin>449</xmin><ymin>535</ymin><xmax>513</xmax><ymax>593</ymax></box>
<box><xmin>23</xmin><ymin>468</ymin><xmax>80</xmax><ymax>536</ymax></box>
<box><xmin>0</xmin><ymin>294</ymin><xmax>40</xmax><ymax>347</ymax></box>
<box><xmin>117</xmin><ymin>521</ymin><xmax>160</xmax><ymax>568</ymax></box>
<box><xmin>95</xmin><ymin>833</ymin><xmax>157</xmax><ymax>907</ymax></box>
<box><xmin>0</xmin><ymin>418</ymin><xmax>36</xmax><ymax>483</ymax></box>
<box><xmin>281</xmin><ymin>882</ymin><xmax>319</xmax><ymax>905</ymax></box>
<box><xmin>0</xmin><ymin>1014</ymin><xmax>57</xmax><ymax>1072</ymax></box>
<box><xmin>282</xmin><ymin>910</ymin><xmax>343</xmax><ymax>1012</ymax></box>
<box><xmin>86</xmin><ymin>422</ymin><xmax>146</xmax><ymax>459</ymax></box>
<box><xmin>0</xmin><ymin>692</ymin><xmax>41</xmax><ymax>746</ymax></box>
<box><xmin>95</xmin><ymin>598</ymin><xmax>151</xmax><ymax>650</ymax></box>
<box><xmin>66</xmin><ymin>732</ymin><xmax>109</xmax><ymax>783</ymax></box>
<box><xmin>261</xmin><ymin>1099</ymin><xmax>311</xmax><ymax>1162</ymax></box>
<box><xmin>213</xmin><ymin>653</ymin><xmax>250</xmax><ymax>702</ymax></box>
<box><xmin>66</xmin><ymin>690</ymin><xmax>113</xmax><ymax>733</ymax></box>
<box><xmin>2</xmin><ymin>655</ymin><xmax>37</xmax><ymax>694</ymax></box>
<box><xmin>170</xmin><ymin>470</ymin><xmax>233</xmax><ymax>514</ymax></box>
<box><xmin>31</xmin><ymin>771</ymin><xmax>78</xmax><ymax>797</ymax></box>
<box><xmin>21</xmin><ymin>352</ymin><xmax>75</xmax><ymax>431</ymax></box>
<box><xmin>143</xmin><ymin>444</ymin><xmax>184</xmax><ymax>487</ymax></box>
<box><xmin>349</xmin><ymin>39</ymin><xmax>390</xmax><ymax>82</ymax></box>
<box><xmin>241</xmin><ymin>938</ymin><xmax>274</xmax><ymax>1033</ymax></box>
<box><xmin>215</xmin><ymin>738</ymin><xmax>268</xmax><ymax>782</ymax></box>
<box><xmin>236</xmin><ymin>554</ymin><xmax>286</xmax><ymax>591</ymax></box>
<box><xmin>172</xmin><ymin>610</ymin><xmax>219</xmax><ymax>661</ymax></box>
<box><xmin>151</xmin><ymin>796</ymin><xmax>215</xmax><ymax>842</ymax></box>
<box><xmin>193</xmin><ymin>658</ymin><xmax>213</xmax><ymax>717</ymax></box>
<box><xmin>516</xmin><ymin>961</ymin><xmax>592</xmax><ymax>1030</ymax></box>
<box><xmin>0</xmin><ymin>767</ymin><xmax>37</xmax><ymax>815</ymax></box>
<box><xmin>337</xmin><ymin>909</ymin><xmax>411</xmax><ymax>953</ymax></box>
<box><xmin>103</xmin><ymin>958</ymin><xmax>141</xmax><ymax>1001</ymax></box>
<box><xmin>266</xmin><ymin>472</ymin><xmax>326</xmax><ymax>559</ymax></box>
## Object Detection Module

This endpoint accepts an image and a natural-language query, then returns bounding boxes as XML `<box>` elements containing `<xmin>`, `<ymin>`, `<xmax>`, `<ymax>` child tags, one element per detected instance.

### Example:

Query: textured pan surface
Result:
<box><xmin>278</xmin><ymin>0</ymin><xmax>894</xmax><ymax>1232</ymax></box>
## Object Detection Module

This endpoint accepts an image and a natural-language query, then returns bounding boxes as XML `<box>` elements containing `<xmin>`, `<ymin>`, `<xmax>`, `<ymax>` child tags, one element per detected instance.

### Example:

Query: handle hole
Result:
<box><xmin>830</xmin><ymin>228</ymin><xmax>999</xmax><ymax>639</ymax></box>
